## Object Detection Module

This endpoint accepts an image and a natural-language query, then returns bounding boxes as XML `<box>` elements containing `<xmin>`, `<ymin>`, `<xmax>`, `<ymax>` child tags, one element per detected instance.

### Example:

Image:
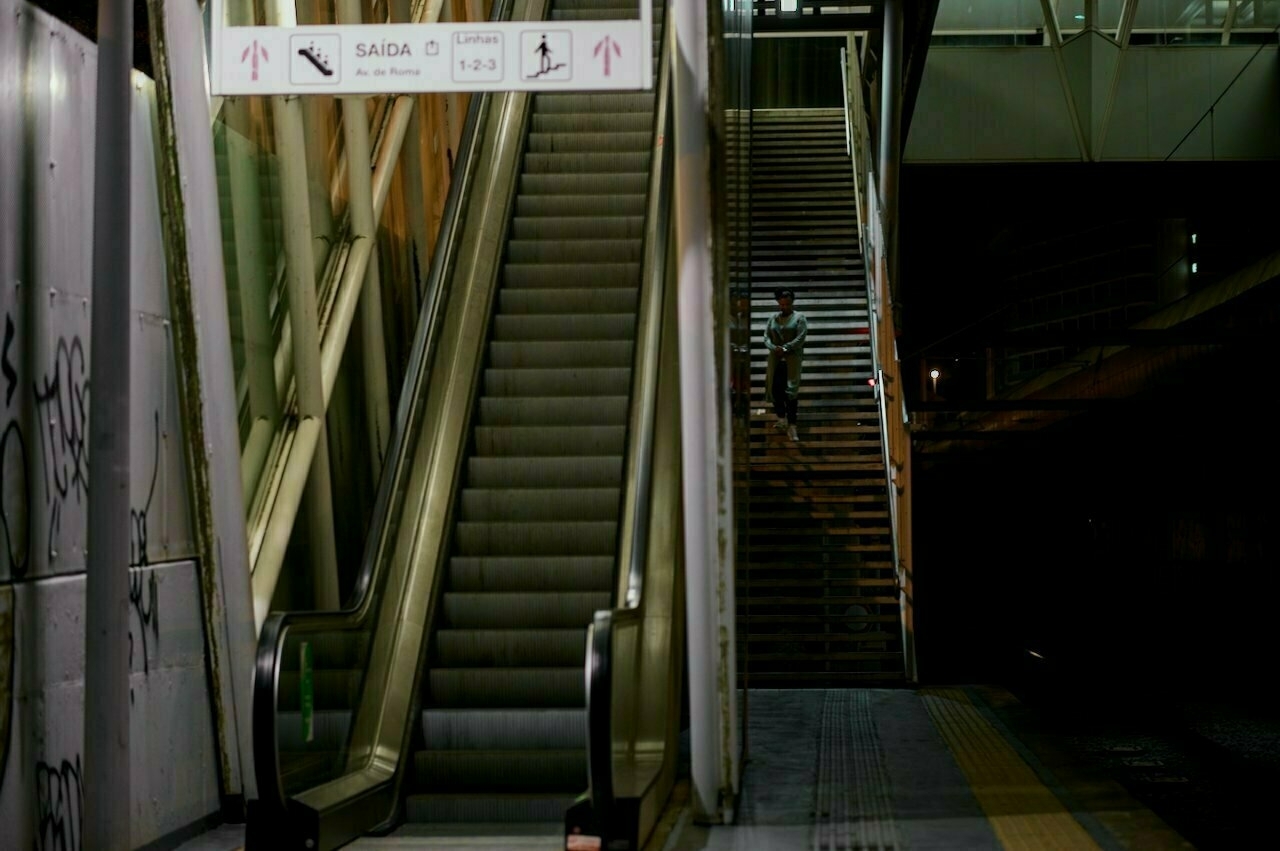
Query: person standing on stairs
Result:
<box><xmin>764</xmin><ymin>288</ymin><xmax>808</xmax><ymax>442</ymax></box>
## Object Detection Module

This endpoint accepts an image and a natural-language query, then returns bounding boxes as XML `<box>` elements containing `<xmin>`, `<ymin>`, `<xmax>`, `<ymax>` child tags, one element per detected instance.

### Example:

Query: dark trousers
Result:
<box><xmin>771</xmin><ymin>359</ymin><xmax>798</xmax><ymax>425</ymax></box>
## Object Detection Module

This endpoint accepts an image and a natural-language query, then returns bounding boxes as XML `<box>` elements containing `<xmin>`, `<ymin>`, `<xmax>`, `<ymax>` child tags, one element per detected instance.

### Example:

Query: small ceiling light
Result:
<box><xmin>1073</xmin><ymin>13</ymin><xmax>1085</xmax><ymax>20</ymax></box>
<box><xmin>1191</xmin><ymin>262</ymin><xmax>1198</xmax><ymax>274</ymax></box>
<box><xmin>929</xmin><ymin>368</ymin><xmax>940</xmax><ymax>380</ymax></box>
<box><xmin>781</xmin><ymin>0</ymin><xmax>798</xmax><ymax>11</ymax></box>
<box><xmin>1191</xmin><ymin>233</ymin><xmax>1198</xmax><ymax>244</ymax></box>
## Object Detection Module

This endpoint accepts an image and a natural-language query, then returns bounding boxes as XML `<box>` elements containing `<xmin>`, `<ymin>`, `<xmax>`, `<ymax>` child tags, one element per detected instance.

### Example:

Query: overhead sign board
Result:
<box><xmin>208</xmin><ymin>2</ymin><xmax>653</xmax><ymax>96</ymax></box>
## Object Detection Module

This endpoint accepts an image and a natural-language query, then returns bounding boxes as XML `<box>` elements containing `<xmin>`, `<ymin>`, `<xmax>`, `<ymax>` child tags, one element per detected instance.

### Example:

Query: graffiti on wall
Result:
<box><xmin>1</xmin><ymin>312</ymin><xmax>30</xmax><ymax>579</ymax></box>
<box><xmin>34</xmin><ymin>755</ymin><xmax>83</xmax><ymax>851</ymax></box>
<box><xmin>32</xmin><ymin>334</ymin><xmax>90</xmax><ymax>561</ymax></box>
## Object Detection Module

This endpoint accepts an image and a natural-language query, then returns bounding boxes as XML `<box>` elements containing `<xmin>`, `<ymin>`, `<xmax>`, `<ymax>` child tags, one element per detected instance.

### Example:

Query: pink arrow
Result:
<box><xmin>240</xmin><ymin>40</ymin><xmax>269</xmax><ymax>81</ymax></box>
<box><xmin>593</xmin><ymin>36</ymin><xmax>622</xmax><ymax>77</ymax></box>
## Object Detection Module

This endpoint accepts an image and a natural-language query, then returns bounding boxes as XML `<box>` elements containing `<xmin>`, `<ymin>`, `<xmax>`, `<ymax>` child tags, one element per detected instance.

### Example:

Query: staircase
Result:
<box><xmin>734</xmin><ymin>109</ymin><xmax>905</xmax><ymax>686</ymax></box>
<box><xmin>406</xmin><ymin>0</ymin><xmax>664</xmax><ymax>829</ymax></box>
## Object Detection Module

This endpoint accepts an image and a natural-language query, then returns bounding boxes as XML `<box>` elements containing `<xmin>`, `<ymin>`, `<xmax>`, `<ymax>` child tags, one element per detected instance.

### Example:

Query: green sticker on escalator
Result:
<box><xmin>301</xmin><ymin>640</ymin><xmax>314</xmax><ymax>744</ymax></box>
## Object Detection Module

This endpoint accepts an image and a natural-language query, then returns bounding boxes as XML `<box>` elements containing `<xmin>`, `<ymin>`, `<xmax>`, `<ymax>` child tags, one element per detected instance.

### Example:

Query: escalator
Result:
<box><xmin>247</xmin><ymin>2</ymin><xmax>679</xmax><ymax>849</ymax></box>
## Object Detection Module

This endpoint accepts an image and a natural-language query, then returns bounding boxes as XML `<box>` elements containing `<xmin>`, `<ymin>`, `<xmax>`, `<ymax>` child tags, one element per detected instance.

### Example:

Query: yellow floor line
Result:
<box><xmin>921</xmin><ymin>687</ymin><xmax>1103</xmax><ymax>851</ymax></box>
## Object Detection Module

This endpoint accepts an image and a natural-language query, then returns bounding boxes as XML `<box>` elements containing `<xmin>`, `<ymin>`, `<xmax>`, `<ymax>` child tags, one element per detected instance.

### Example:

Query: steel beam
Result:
<box><xmin>337</xmin><ymin>0</ymin><xmax>392</xmax><ymax>466</ymax></box>
<box><xmin>1117</xmin><ymin>0</ymin><xmax>1140</xmax><ymax>46</ymax></box>
<box><xmin>266</xmin><ymin>0</ymin><xmax>341</xmax><ymax>612</ymax></box>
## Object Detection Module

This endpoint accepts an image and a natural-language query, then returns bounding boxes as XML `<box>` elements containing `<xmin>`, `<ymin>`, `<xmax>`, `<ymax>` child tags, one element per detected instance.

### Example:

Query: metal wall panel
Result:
<box><xmin>0</xmin><ymin>0</ymin><xmax>217</xmax><ymax>847</ymax></box>
<box><xmin>0</xmin><ymin>560</ymin><xmax>221</xmax><ymax>848</ymax></box>
<box><xmin>0</xmin><ymin>0</ymin><xmax>195</xmax><ymax>586</ymax></box>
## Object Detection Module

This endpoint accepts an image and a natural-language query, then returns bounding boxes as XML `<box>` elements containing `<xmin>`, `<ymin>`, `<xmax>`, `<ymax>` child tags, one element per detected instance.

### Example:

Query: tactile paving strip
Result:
<box><xmin>813</xmin><ymin>690</ymin><xmax>901</xmax><ymax>850</ymax></box>
<box><xmin>921</xmin><ymin>687</ymin><xmax>1102</xmax><ymax>851</ymax></box>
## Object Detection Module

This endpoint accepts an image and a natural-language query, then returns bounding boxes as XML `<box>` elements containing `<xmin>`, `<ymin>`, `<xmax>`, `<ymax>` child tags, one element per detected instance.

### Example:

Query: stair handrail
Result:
<box><xmin>841</xmin><ymin>38</ymin><xmax>917</xmax><ymax>682</ymax></box>
<box><xmin>581</xmin><ymin>8</ymin><xmax>675</xmax><ymax>839</ymax></box>
<box><xmin>248</xmin><ymin>0</ymin><xmax>513</xmax><ymax>838</ymax></box>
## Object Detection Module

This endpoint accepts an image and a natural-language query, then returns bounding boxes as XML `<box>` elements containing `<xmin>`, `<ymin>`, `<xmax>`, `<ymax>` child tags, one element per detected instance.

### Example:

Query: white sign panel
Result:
<box><xmin>209</xmin><ymin>3</ymin><xmax>653</xmax><ymax>96</ymax></box>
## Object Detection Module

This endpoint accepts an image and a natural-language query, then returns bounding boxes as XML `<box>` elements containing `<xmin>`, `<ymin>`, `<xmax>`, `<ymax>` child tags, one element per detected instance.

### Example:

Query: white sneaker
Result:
<box><xmin>774</xmin><ymin>416</ymin><xmax>788</xmax><ymax>431</ymax></box>
<box><xmin>787</xmin><ymin>425</ymin><xmax>799</xmax><ymax>442</ymax></box>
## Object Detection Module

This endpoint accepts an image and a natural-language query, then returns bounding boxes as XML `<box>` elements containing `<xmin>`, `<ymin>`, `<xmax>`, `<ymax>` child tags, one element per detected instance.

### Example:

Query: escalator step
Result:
<box><xmin>521</xmin><ymin>152</ymin><xmax>650</xmax><ymax>175</ymax></box>
<box><xmin>435</xmin><ymin>629</ymin><xmax>587</xmax><ymax>667</ymax></box>
<box><xmin>503</xmin><ymin>261</ymin><xmax>639</xmax><ymax>289</ymax></box>
<box><xmin>491</xmin><ymin>313</ymin><xmax>636</xmax><ymax>342</ymax></box>
<box><xmin>517</xmin><ymin>193</ymin><xmax>646</xmax><ymax>220</ymax></box>
<box><xmin>453</xmin><ymin>521</ymin><xmax>617</xmax><ymax>556</ymax></box>
<box><xmin>510</xmin><ymin>216</ymin><xmax>644</xmax><ymax>243</ymax></box>
<box><xmin>520</xmin><ymin>172</ymin><xmax>648</xmax><ymax>196</ymax></box>
<box><xmin>531</xmin><ymin>112</ymin><xmax>652</xmax><ymax>134</ymax></box>
<box><xmin>422</xmin><ymin>708</ymin><xmax>586</xmax><ymax>750</ymax></box>
<box><xmin>483</xmin><ymin>367</ymin><xmax>631</xmax><ymax>397</ymax></box>
<box><xmin>478</xmin><ymin>395</ymin><xmax>629</xmax><ymax>426</ymax></box>
<box><xmin>460</xmin><ymin>488</ymin><xmax>620</xmax><ymax>521</ymax></box>
<box><xmin>527</xmin><ymin>131</ymin><xmax>651</xmax><ymax>153</ymax></box>
<box><xmin>466</xmin><ymin>455</ymin><xmax>623</xmax><ymax>489</ymax></box>
<box><xmin>508</xmin><ymin>237</ymin><xmax>643</xmax><ymax>264</ymax></box>
<box><xmin>499</xmin><ymin>285</ymin><xmax>639</xmax><ymax>314</ymax></box>
<box><xmin>448</xmin><ymin>556</ymin><xmax>614</xmax><ymax>593</ymax></box>
<box><xmin>488</xmin><ymin>340</ymin><xmax>633</xmax><ymax>369</ymax></box>
<box><xmin>429</xmin><ymin>667</ymin><xmax>584</xmax><ymax>707</ymax></box>
<box><xmin>532</xmin><ymin>93</ymin><xmax>653</xmax><ymax>114</ymax></box>
<box><xmin>413</xmin><ymin>749</ymin><xmax>586</xmax><ymax>792</ymax></box>
<box><xmin>442</xmin><ymin>592</ymin><xmax>611</xmax><ymax>629</ymax></box>
<box><xmin>471</xmin><ymin>425</ymin><xmax>625</xmax><ymax>457</ymax></box>
<box><xmin>405</xmin><ymin>793</ymin><xmax>576</xmax><ymax>824</ymax></box>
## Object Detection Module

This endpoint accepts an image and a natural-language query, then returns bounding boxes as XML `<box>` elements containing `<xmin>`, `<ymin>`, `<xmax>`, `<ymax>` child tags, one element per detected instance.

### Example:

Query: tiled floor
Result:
<box><xmin>170</xmin><ymin>687</ymin><xmax>1201</xmax><ymax>851</ymax></box>
<box><xmin>653</xmin><ymin>688</ymin><xmax>1193</xmax><ymax>851</ymax></box>
<box><xmin>171</xmin><ymin>823</ymin><xmax>244</xmax><ymax>851</ymax></box>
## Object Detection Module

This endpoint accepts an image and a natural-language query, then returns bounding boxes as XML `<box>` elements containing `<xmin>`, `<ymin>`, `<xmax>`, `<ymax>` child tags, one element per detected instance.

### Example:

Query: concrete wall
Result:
<box><xmin>906</xmin><ymin>39</ymin><xmax>1280</xmax><ymax>162</ymax></box>
<box><xmin>0</xmin><ymin>0</ymin><xmax>222</xmax><ymax>846</ymax></box>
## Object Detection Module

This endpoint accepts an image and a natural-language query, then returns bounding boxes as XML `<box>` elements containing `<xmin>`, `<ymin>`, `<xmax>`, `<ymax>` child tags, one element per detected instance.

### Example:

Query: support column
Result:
<box><xmin>673</xmin><ymin>2</ymin><xmax>739</xmax><ymax>825</ymax></box>
<box><xmin>85</xmin><ymin>0</ymin><xmax>132</xmax><ymax>847</ymax></box>
<box><xmin>878</xmin><ymin>0</ymin><xmax>903</xmax><ymax>306</ymax></box>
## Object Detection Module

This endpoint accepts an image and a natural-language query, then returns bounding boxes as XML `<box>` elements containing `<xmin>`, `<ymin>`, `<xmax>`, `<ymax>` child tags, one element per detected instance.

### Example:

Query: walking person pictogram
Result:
<box><xmin>526</xmin><ymin>33</ymin><xmax>568</xmax><ymax>79</ymax></box>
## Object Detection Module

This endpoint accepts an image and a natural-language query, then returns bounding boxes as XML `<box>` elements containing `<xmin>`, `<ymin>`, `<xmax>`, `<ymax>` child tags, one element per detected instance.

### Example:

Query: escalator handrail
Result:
<box><xmin>251</xmin><ymin>0</ymin><xmax>514</xmax><ymax>813</ymax></box>
<box><xmin>585</xmin><ymin>8</ymin><xmax>674</xmax><ymax>823</ymax></box>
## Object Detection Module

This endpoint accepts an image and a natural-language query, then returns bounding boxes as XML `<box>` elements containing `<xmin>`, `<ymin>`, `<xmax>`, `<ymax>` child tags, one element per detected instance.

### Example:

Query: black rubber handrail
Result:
<box><xmin>250</xmin><ymin>0</ymin><xmax>513</xmax><ymax>821</ymax></box>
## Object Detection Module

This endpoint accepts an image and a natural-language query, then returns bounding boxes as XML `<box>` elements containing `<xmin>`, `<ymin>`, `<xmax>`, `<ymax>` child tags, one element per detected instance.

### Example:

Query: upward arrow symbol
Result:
<box><xmin>593</xmin><ymin>36</ymin><xmax>622</xmax><ymax>76</ymax></box>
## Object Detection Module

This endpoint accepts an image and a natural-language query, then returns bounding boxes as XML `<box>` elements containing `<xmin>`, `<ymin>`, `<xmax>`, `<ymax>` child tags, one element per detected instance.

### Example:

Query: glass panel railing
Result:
<box><xmin>246</xmin><ymin>4</ymin><xmax>523</xmax><ymax>848</ymax></box>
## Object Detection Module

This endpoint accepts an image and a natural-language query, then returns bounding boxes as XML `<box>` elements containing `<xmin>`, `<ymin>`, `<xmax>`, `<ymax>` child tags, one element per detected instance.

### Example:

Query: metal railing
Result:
<box><xmin>841</xmin><ymin>34</ymin><xmax>917</xmax><ymax>683</ymax></box>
